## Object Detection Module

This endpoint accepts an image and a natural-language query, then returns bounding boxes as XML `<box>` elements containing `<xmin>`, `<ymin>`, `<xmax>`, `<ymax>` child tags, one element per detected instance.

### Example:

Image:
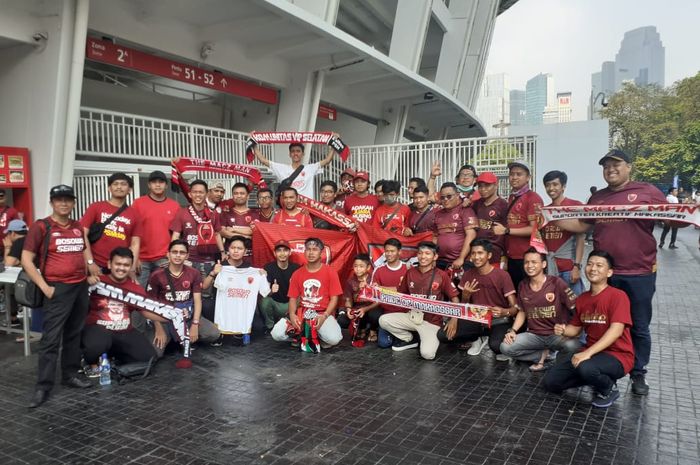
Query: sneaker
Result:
<box><xmin>85</xmin><ymin>366</ymin><xmax>101</xmax><ymax>379</ymax></box>
<box><xmin>592</xmin><ymin>386</ymin><xmax>620</xmax><ymax>408</ymax></box>
<box><xmin>658</xmin><ymin>243</ymin><xmax>664</xmax><ymax>249</ymax></box>
<box><xmin>392</xmin><ymin>337</ymin><xmax>419</xmax><ymax>351</ymax></box>
<box><xmin>669</xmin><ymin>244</ymin><xmax>678</xmax><ymax>249</ymax></box>
<box><xmin>210</xmin><ymin>335</ymin><xmax>224</xmax><ymax>347</ymax></box>
<box><xmin>495</xmin><ymin>354</ymin><xmax>511</xmax><ymax>362</ymax></box>
<box><xmin>467</xmin><ymin>336</ymin><xmax>488</xmax><ymax>356</ymax></box>
<box><xmin>631</xmin><ymin>374</ymin><xmax>649</xmax><ymax>396</ymax></box>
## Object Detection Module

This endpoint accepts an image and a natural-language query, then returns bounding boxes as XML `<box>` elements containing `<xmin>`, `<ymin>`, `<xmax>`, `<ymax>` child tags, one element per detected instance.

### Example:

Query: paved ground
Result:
<box><xmin>0</xmin><ymin>227</ymin><xmax>699</xmax><ymax>465</ymax></box>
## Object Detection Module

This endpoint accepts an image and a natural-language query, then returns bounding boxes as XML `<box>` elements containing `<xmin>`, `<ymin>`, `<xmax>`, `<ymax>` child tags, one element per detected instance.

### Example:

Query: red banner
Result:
<box><xmin>356</xmin><ymin>223</ymin><xmax>433</xmax><ymax>267</ymax></box>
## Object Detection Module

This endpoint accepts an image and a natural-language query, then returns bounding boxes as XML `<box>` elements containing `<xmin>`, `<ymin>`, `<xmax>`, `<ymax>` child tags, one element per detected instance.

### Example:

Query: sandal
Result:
<box><xmin>367</xmin><ymin>331</ymin><xmax>378</xmax><ymax>343</ymax></box>
<box><xmin>529</xmin><ymin>362</ymin><xmax>547</xmax><ymax>372</ymax></box>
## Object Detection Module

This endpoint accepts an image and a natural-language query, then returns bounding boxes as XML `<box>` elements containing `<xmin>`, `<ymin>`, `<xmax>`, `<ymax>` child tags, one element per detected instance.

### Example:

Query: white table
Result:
<box><xmin>0</xmin><ymin>266</ymin><xmax>39</xmax><ymax>356</ymax></box>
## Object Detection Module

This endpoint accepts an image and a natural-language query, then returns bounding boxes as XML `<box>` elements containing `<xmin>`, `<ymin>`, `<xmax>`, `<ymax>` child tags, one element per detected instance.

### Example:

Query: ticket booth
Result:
<box><xmin>0</xmin><ymin>147</ymin><xmax>33</xmax><ymax>224</ymax></box>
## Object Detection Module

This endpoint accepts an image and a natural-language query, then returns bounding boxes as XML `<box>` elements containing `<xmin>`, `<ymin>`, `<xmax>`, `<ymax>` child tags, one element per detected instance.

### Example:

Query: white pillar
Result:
<box><xmin>374</xmin><ymin>101</ymin><xmax>408</xmax><ymax>145</ymax></box>
<box><xmin>60</xmin><ymin>0</ymin><xmax>89</xmax><ymax>185</ymax></box>
<box><xmin>289</xmin><ymin>0</ymin><xmax>339</xmax><ymax>22</ymax></box>
<box><xmin>388</xmin><ymin>0</ymin><xmax>432</xmax><ymax>72</ymax></box>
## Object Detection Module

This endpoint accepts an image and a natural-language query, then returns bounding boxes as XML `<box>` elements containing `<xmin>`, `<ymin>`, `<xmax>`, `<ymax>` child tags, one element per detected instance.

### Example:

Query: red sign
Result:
<box><xmin>318</xmin><ymin>104</ymin><xmax>338</xmax><ymax>121</ymax></box>
<box><xmin>0</xmin><ymin>147</ymin><xmax>31</xmax><ymax>188</ymax></box>
<box><xmin>86</xmin><ymin>37</ymin><xmax>278</xmax><ymax>105</ymax></box>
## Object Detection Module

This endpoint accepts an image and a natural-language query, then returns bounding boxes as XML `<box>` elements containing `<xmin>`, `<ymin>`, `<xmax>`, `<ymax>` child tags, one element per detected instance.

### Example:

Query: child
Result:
<box><xmin>338</xmin><ymin>254</ymin><xmax>381</xmax><ymax>343</ymax></box>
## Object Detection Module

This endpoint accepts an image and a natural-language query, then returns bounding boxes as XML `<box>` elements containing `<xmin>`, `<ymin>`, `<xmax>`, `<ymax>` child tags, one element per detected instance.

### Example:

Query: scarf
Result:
<box><xmin>171</xmin><ymin>157</ymin><xmax>267</xmax><ymax>197</ymax></box>
<box><xmin>245</xmin><ymin>131</ymin><xmax>350</xmax><ymax>162</ymax></box>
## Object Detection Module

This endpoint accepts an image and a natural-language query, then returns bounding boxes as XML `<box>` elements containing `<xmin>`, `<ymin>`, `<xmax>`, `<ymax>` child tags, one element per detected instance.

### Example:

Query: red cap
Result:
<box><xmin>353</xmin><ymin>171</ymin><xmax>370</xmax><ymax>181</ymax></box>
<box><xmin>341</xmin><ymin>167</ymin><xmax>356</xmax><ymax>178</ymax></box>
<box><xmin>476</xmin><ymin>172</ymin><xmax>498</xmax><ymax>184</ymax></box>
<box><xmin>274</xmin><ymin>240</ymin><xmax>291</xmax><ymax>250</ymax></box>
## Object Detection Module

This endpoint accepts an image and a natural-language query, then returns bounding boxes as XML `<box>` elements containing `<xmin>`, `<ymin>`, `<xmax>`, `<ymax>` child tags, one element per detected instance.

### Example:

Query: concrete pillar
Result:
<box><xmin>374</xmin><ymin>101</ymin><xmax>408</xmax><ymax>145</ymax></box>
<box><xmin>388</xmin><ymin>0</ymin><xmax>432</xmax><ymax>72</ymax></box>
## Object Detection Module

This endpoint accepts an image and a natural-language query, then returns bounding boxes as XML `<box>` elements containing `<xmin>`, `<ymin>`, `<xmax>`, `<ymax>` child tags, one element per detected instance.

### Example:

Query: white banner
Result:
<box><xmin>540</xmin><ymin>204</ymin><xmax>700</xmax><ymax>227</ymax></box>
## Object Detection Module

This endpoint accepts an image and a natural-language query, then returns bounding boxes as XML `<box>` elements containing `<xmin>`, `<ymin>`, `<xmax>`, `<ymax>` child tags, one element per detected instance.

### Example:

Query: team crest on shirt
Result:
<box><xmin>627</xmin><ymin>193</ymin><xmax>637</xmax><ymax>202</ymax></box>
<box><xmin>431</xmin><ymin>281</ymin><xmax>440</xmax><ymax>291</ymax></box>
<box><xmin>452</xmin><ymin>213</ymin><xmax>459</xmax><ymax>220</ymax></box>
<box><xmin>245</xmin><ymin>216</ymin><xmax>251</xmax><ymax>223</ymax></box>
<box><xmin>186</xmin><ymin>222</ymin><xmax>192</xmax><ymax>228</ymax></box>
<box><xmin>73</xmin><ymin>229</ymin><xmax>81</xmax><ymax>236</ymax></box>
<box><xmin>182</xmin><ymin>280</ymin><xmax>190</xmax><ymax>289</ymax></box>
<box><xmin>409</xmin><ymin>281</ymin><xmax>415</xmax><ymax>288</ymax></box>
<box><xmin>545</xmin><ymin>292</ymin><xmax>555</xmax><ymax>303</ymax></box>
<box><xmin>488</xmin><ymin>209</ymin><xmax>496</xmax><ymax>217</ymax></box>
<box><xmin>301</xmin><ymin>172</ymin><xmax>306</xmax><ymax>177</ymax></box>
<box><xmin>247</xmin><ymin>276</ymin><xmax>254</xmax><ymax>284</ymax></box>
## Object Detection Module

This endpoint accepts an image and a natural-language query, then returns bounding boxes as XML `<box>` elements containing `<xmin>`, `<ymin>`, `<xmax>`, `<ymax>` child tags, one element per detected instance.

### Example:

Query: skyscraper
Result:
<box><xmin>510</xmin><ymin>89</ymin><xmax>526</xmax><ymax>126</ymax></box>
<box><xmin>475</xmin><ymin>73</ymin><xmax>510</xmax><ymax>136</ymax></box>
<box><xmin>525</xmin><ymin>73</ymin><xmax>555</xmax><ymax>126</ymax></box>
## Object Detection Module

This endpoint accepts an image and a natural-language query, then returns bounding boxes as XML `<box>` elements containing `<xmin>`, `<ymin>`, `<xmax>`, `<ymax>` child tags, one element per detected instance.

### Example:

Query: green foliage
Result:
<box><xmin>600</xmin><ymin>72</ymin><xmax>700</xmax><ymax>187</ymax></box>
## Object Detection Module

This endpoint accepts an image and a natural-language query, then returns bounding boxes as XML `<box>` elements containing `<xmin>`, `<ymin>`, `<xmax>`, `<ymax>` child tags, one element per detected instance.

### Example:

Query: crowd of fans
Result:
<box><xmin>14</xmin><ymin>142</ymin><xmax>669</xmax><ymax>411</ymax></box>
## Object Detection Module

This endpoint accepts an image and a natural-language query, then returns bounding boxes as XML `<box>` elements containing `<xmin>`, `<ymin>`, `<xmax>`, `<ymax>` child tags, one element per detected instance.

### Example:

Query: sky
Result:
<box><xmin>486</xmin><ymin>0</ymin><xmax>700</xmax><ymax>120</ymax></box>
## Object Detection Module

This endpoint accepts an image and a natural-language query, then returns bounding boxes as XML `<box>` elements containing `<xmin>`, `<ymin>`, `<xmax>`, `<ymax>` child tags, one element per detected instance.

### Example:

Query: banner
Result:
<box><xmin>252</xmin><ymin>222</ymin><xmax>356</xmax><ymax>279</ymax></box>
<box><xmin>359</xmin><ymin>286</ymin><xmax>492</xmax><ymax>327</ymax></box>
<box><xmin>540</xmin><ymin>204</ymin><xmax>700</xmax><ymax>227</ymax></box>
<box><xmin>171</xmin><ymin>157</ymin><xmax>267</xmax><ymax>196</ymax></box>
<box><xmin>245</xmin><ymin>131</ymin><xmax>350</xmax><ymax>162</ymax></box>
<box><xmin>356</xmin><ymin>223</ymin><xmax>433</xmax><ymax>267</ymax></box>
<box><xmin>296</xmin><ymin>195</ymin><xmax>356</xmax><ymax>230</ymax></box>
<box><xmin>89</xmin><ymin>281</ymin><xmax>191</xmax><ymax>359</ymax></box>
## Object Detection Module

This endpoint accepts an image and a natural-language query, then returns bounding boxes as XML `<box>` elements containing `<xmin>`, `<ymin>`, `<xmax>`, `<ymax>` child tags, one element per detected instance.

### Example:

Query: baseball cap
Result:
<box><xmin>476</xmin><ymin>172</ymin><xmax>498</xmax><ymax>184</ymax></box>
<box><xmin>341</xmin><ymin>167</ymin><xmax>356</xmax><ymax>178</ymax></box>
<box><xmin>598</xmin><ymin>149</ymin><xmax>631</xmax><ymax>165</ymax></box>
<box><xmin>211</xmin><ymin>182</ymin><xmax>225</xmax><ymax>192</ymax></box>
<box><xmin>107</xmin><ymin>172</ymin><xmax>133</xmax><ymax>188</ymax></box>
<box><xmin>148</xmin><ymin>170</ymin><xmax>168</xmax><ymax>182</ymax></box>
<box><xmin>353</xmin><ymin>171</ymin><xmax>370</xmax><ymax>181</ymax></box>
<box><xmin>49</xmin><ymin>184</ymin><xmax>76</xmax><ymax>200</ymax></box>
<box><xmin>507</xmin><ymin>160</ymin><xmax>531</xmax><ymax>173</ymax></box>
<box><xmin>4</xmin><ymin>219</ymin><xmax>27</xmax><ymax>234</ymax></box>
<box><xmin>274</xmin><ymin>239</ymin><xmax>291</xmax><ymax>250</ymax></box>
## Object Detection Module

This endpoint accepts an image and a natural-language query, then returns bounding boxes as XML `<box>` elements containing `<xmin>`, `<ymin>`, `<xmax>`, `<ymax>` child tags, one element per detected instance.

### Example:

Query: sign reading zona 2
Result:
<box><xmin>85</xmin><ymin>37</ymin><xmax>278</xmax><ymax>105</ymax></box>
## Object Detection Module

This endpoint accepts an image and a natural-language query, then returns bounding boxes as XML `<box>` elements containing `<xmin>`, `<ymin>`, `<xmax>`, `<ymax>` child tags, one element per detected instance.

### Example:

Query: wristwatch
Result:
<box><xmin>504</xmin><ymin>227</ymin><xmax>510</xmax><ymax>235</ymax></box>
<box><xmin>573</xmin><ymin>262</ymin><xmax>581</xmax><ymax>269</ymax></box>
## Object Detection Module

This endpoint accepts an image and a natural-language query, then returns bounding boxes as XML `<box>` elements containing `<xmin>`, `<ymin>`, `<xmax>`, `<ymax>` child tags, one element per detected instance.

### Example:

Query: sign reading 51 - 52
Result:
<box><xmin>85</xmin><ymin>37</ymin><xmax>278</xmax><ymax>104</ymax></box>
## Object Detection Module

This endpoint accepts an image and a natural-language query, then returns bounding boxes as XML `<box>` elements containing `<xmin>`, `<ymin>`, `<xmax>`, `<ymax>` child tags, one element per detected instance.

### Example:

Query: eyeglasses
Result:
<box><xmin>439</xmin><ymin>194</ymin><xmax>455</xmax><ymax>201</ymax></box>
<box><xmin>169</xmin><ymin>250</ymin><xmax>188</xmax><ymax>255</ymax></box>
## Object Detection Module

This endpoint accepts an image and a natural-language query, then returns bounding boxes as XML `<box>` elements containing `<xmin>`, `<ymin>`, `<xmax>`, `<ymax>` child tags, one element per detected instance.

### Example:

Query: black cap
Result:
<box><xmin>49</xmin><ymin>184</ymin><xmax>76</xmax><ymax>200</ymax></box>
<box><xmin>108</xmin><ymin>172</ymin><xmax>134</xmax><ymax>188</ymax></box>
<box><xmin>598</xmin><ymin>149</ymin><xmax>631</xmax><ymax>165</ymax></box>
<box><xmin>148</xmin><ymin>170</ymin><xmax>168</xmax><ymax>182</ymax></box>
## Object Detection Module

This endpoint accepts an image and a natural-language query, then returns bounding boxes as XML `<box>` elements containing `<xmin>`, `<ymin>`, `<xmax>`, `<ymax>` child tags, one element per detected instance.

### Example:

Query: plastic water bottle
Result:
<box><xmin>242</xmin><ymin>333</ymin><xmax>251</xmax><ymax>345</ymax></box>
<box><xmin>99</xmin><ymin>353</ymin><xmax>111</xmax><ymax>386</ymax></box>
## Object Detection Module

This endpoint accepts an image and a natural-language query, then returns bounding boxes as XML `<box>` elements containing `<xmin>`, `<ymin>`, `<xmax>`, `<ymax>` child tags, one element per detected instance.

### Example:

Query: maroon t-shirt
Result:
<box><xmin>169</xmin><ymin>206</ymin><xmax>221</xmax><ymax>263</ymax></box>
<box><xmin>343</xmin><ymin>193</ymin><xmax>379</xmax><ymax>223</ymax></box>
<box><xmin>398</xmin><ymin>266</ymin><xmax>459</xmax><ymax>327</ymax></box>
<box><xmin>146</xmin><ymin>266</ymin><xmax>202</xmax><ymax>304</ymax></box>
<box><xmin>80</xmin><ymin>201</ymin><xmax>142</xmax><ymax>267</ymax></box>
<box><xmin>254</xmin><ymin>209</ymin><xmax>274</xmax><ymax>223</ymax></box>
<box><xmin>343</xmin><ymin>275</ymin><xmax>370</xmax><ymax>308</ymax></box>
<box><xmin>471</xmin><ymin>197</ymin><xmax>508</xmax><ymax>264</ymax></box>
<box><xmin>23</xmin><ymin>217</ymin><xmax>86</xmax><ymax>283</ymax></box>
<box><xmin>0</xmin><ymin>206</ymin><xmax>19</xmax><ymax>242</ymax></box>
<box><xmin>431</xmin><ymin>205</ymin><xmax>477</xmax><ymax>262</ymax></box>
<box><xmin>517</xmin><ymin>276</ymin><xmax>576</xmax><ymax>335</ymax></box>
<box><xmin>220</xmin><ymin>205</ymin><xmax>259</xmax><ymax>229</ymax></box>
<box><xmin>571</xmin><ymin>286</ymin><xmax>634</xmax><ymax>374</ymax></box>
<box><xmin>371</xmin><ymin>262</ymin><xmax>408</xmax><ymax>314</ymax></box>
<box><xmin>542</xmin><ymin>197</ymin><xmax>582</xmax><ymax>272</ymax></box>
<box><xmin>86</xmin><ymin>275</ymin><xmax>143</xmax><ymax>331</ymax></box>
<box><xmin>506</xmin><ymin>190</ymin><xmax>544</xmax><ymax>259</ymax></box>
<box><xmin>408</xmin><ymin>206</ymin><xmax>436</xmax><ymax>233</ymax></box>
<box><xmin>588</xmin><ymin>182</ymin><xmax>667</xmax><ymax>275</ymax></box>
<box><xmin>458</xmin><ymin>267</ymin><xmax>515</xmax><ymax>309</ymax></box>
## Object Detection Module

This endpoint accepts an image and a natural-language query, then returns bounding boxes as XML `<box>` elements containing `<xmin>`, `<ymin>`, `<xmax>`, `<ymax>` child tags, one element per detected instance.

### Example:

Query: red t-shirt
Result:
<box><xmin>458</xmin><ymin>267</ymin><xmax>515</xmax><ymax>309</ymax></box>
<box><xmin>506</xmin><ymin>190</ymin><xmax>544</xmax><ymax>259</ymax></box>
<box><xmin>431</xmin><ymin>205</ymin><xmax>477</xmax><ymax>262</ymax></box>
<box><xmin>343</xmin><ymin>275</ymin><xmax>370</xmax><ymax>308</ymax></box>
<box><xmin>343</xmin><ymin>193</ymin><xmax>379</xmax><ymax>223</ymax></box>
<box><xmin>23</xmin><ymin>217</ymin><xmax>86</xmax><ymax>283</ymax></box>
<box><xmin>517</xmin><ymin>276</ymin><xmax>576</xmax><ymax>335</ymax></box>
<box><xmin>80</xmin><ymin>201</ymin><xmax>142</xmax><ymax>267</ymax></box>
<box><xmin>571</xmin><ymin>286</ymin><xmax>634</xmax><ymax>374</ymax></box>
<box><xmin>588</xmin><ymin>182</ymin><xmax>667</xmax><ymax>275</ymax></box>
<box><xmin>372</xmin><ymin>203</ymin><xmax>411</xmax><ymax>234</ymax></box>
<box><xmin>0</xmin><ymin>206</ymin><xmax>19</xmax><ymax>242</ymax></box>
<box><xmin>272</xmin><ymin>208</ymin><xmax>313</xmax><ymax>228</ymax></box>
<box><xmin>132</xmin><ymin>195</ymin><xmax>180</xmax><ymax>261</ymax></box>
<box><xmin>471</xmin><ymin>197</ymin><xmax>508</xmax><ymax>264</ymax></box>
<box><xmin>398</xmin><ymin>266</ymin><xmax>459</xmax><ymax>327</ymax></box>
<box><xmin>371</xmin><ymin>262</ymin><xmax>408</xmax><ymax>314</ymax></box>
<box><xmin>169</xmin><ymin>206</ymin><xmax>221</xmax><ymax>263</ymax></box>
<box><xmin>408</xmin><ymin>206</ymin><xmax>436</xmax><ymax>234</ymax></box>
<box><xmin>542</xmin><ymin>198</ymin><xmax>583</xmax><ymax>272</ymax></box>
<box><xmin>220</xmin><ymin>203</ymin><xmax>260</xmax><ymax>228</ymax></box>
<box><xmin>288</xmin><ymin>264</ymin><xmax>343</xmax><ymax>313</ymax></box>
<box><xmin>146</xmin><ymin>266</ymin><xmax>202</xmax><ymax>304</ymax></box>
<box><xmin>86</xmin><ymin>275</ymin><xmax>144</xmax><ymax>331</ymax></box>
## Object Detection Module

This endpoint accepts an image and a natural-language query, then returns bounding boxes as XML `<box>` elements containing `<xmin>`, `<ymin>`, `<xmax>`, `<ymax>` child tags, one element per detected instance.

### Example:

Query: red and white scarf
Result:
<box><xmin>246</xmin><ymin>131</ymin><xmax>350</xmax><ymax>162</ymax></box>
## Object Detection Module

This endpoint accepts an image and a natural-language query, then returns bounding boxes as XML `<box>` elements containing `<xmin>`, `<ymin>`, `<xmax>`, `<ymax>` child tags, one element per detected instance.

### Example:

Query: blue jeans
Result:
<box><xmin>559</xmin><ymin>270</ymin><xmax>585</xmax><ymax>296</ymax></box>
<box><xmin>609</xmin><ymin>273</ymin><xmax>656</xmax><ymax>376</ymax></box>
<box><xmin>500</xmin><ymin>332</ymin><xmax>581</xmax><ymax>363</ymax></box>
<box><xmin>377</xmin><ymin>328</ymin><xmax>393</xmax><ymax>348</ymax></box>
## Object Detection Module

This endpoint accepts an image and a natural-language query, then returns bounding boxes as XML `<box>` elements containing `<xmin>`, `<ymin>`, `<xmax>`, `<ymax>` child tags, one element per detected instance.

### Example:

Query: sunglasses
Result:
<box><xmin>439</xmin><ymin>194</ymin><xmax>455</xmax><ymax>201</ymax></box>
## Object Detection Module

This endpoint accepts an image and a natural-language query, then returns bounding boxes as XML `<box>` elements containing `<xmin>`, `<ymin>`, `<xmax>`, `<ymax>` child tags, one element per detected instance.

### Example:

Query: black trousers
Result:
<box><xmin>507</xmin><ymin>258</ymin><xmax>526</xmax><ymax>290</ymax></box>
<box><xmin>437</xmin><ymin>320</ymin><xmax>513</xmax><ymax>354</ymax></box>
<box><xmin>660</xmin><ymin>224</ymin><xmax>678</xmax><ymax>245</ymax></box>
<box><xmin>543</xmin><ymin>352</ymin><xmax>625</xmax><ymax>395</ymax></box>
<box><xmin>82</xmin><ymin>324</ymin><xmax>156</xmax><ymax>365</ymax></box>
<box><xmin>337</xmin><ymin>308</ymin><xmax>382</xmax><ymax>331</ymax></box>
<box><xmin>37</xmin><ymin>281</ymin><xmax>89</xmax><ymax>391</ymax></box>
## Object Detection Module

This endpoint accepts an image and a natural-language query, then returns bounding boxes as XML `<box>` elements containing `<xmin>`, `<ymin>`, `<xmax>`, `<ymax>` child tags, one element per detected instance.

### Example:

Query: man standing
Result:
<box><xmin>314</xmin><ymin>180</ymin><xmax>341</xmax><ymax>230</ymax></box>
<box><xmin>371</xmin><ymin>180</ymin><xmax>412</xmax><ymax>236</ymax></box>
<box><xmin>80</xmin><ymin>172</ymin><xmax>141</xmax><ymax>274</ymax></box>
<box><xmin>541</xmin><ymin>170</ymin><xmax>585</xmax><ymax>295</ymax></box>
<box><xmin>132</xmin><ymin>170</ymin><xmax>180</xmax><ymax>290</ymax></box>
<box><xmin>206</xmin><ymin>182</ymin><xmax>226</xmax><ymax>212</ymax></box>
<box><xmin>334</xmin><ymin>167</ymin><xmax>355</xmax><ymax>210</ymax></box>
<box><xmin>252</xmin><ymin>137</ymin><xmax>339</xmax><ymax>199</ymax></box>
<box><xmin>344</xmin><ymin>171</ymin><xmax>379</xmax><ymax>223</ymax></box>
<box><xmin>554</xmin><ymin>149</ymin><xmax>668</xmax><ymax>395</ymax></box>
<box><xmin>379</xmin><ymin>241</ymin><xmax>460</xmax><ymax>360</ymax></box>
<box><xmin>271</xmin><ymin>238</ymin><xmax>344</xmax><ymax>348</ymax></box>
<box><xmin>23</xmin><ymin>185</ymin><xmax>99</xmax><ymax>408</ymax></box>
<box><xmin>220</xmin><ymin>183</ymin><xmax>259</xmax><ymax>241</ymax></box>
<box><xmin>255</xmin><ymin>188</ymin><xmax>276</xmax><ymax>223</ymax></box>
<box><xmin>259</xmin><ymin>240</ymin><xmax>300</xmax><ymax>332</ymax></box>
<box><xmin>432</xmin><ymin>182</ymin><xmax>477</xmax><ymax>270</ymax></box>
<box><xmin>471</xmin><ymin>172</ymin><xmax>508</xmax><ymax>267</ymax></box>
<box><xmin>0</xmin><ymin>188</ymin><xmax>20</xmax><ymax>244</ymax></box>
<box><xmin>272</xmin><ymin>187</ymin><xmax>313</xmax><ymax>228</ymax></box>
<box><xmin>659</xmin><ymin>187</ymin><xmax>679</xmax><ymax>249</ymax></box>
<box><xmin>408</xmin><ymin>186</ymin><xmax>435</xmax><ymax>234</ymax></box>
<box><xmin>493</xmin><ymin>160</ymin><xmax>543</xmax><ymax>289</ymax></box>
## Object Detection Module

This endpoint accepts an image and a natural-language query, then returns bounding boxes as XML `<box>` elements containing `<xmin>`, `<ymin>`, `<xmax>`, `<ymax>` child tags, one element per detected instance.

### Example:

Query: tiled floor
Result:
<box><xmin>0</xmin><ymin>227</ymin><xmax>699</xmax><ymax>465</ymax></box>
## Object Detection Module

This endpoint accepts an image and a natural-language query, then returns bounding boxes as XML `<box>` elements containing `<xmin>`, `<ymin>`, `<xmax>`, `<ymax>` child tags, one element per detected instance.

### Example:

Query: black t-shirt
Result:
<box><xmin>263</xmin><ymin>261</ymin><xmax>301</xmax><ymax>303</ymax></box>
<box><xmin>8</xmin><ymin>236</ymin><xmax>25</xmax><ymax>261</ymax></box>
